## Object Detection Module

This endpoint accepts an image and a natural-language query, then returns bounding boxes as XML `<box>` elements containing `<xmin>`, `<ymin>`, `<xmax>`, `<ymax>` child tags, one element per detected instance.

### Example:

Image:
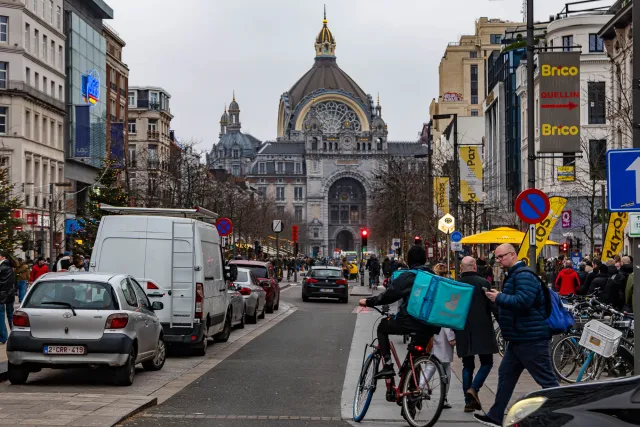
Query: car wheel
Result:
<box><xmin>143</xmin><ymin>336</ymin><xmax>166</xmax><ymax>371</ymax></box>
<box><xmin>274</xmin><ymin>294</ymin><xmax>280</xmax><ymax>311</ymax></box>
<box><xmin>215</xmin><ymin>310</ymin><xmax>232</xmax><ymax>342</ymax></box>
<box><xmin>7</xmin><ymin>363</ymin><xmax>29</xmax><ymax>385</ymax></box>
<box><xmin>302</xmin><ymin>295</ymin><xmax>309</xmax><ymax>302</ymax></box>
<box><xmin>258</xmin><ymin>303</ymin><xmax>266</xmax><ymax>319</ymax></box>
<box><xmin>237</xmin><ymin>306</ymin><xmax>245</xmax><ymax>329</ymax></box>
<box><xmin>114</xmin><ymin>349</ymin><xmax>136</xmax><ymax>386</ymax></box>
<box><xmin>266</xmin><ymin>298</ymin><xmax>275</xmax><ymax>313</ymax></box>
<box><xmin>247</xmin><ymin>304</ymin><xmax>258</xmax><ymax>324</ymax></box>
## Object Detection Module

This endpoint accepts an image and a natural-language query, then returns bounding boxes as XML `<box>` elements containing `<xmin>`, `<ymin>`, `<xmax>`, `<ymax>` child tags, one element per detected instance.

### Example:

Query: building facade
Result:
<box><xmin>103</xmin><ymin>22</ymin><xmax>128</xmax><ymax>165</ymax></box>
<box><xmin>0</xmin><ymin>0</ymin><xmax>67</xmax><ymax>258</ymax></box>
<box><xmin>208</xmin><ymin>14</ymin><xmax>424</xmax><ymax>257</ymax></box>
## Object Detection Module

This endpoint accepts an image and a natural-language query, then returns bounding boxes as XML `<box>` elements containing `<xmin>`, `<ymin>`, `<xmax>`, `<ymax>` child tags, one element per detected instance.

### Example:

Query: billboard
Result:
<box><xmin>110</xmin><ymin>122</ymin><xmax>125</xmax><ymax>168</ymax></box>
<box><xmin>459</xmin><ymin>146</ymin><xmax>483</xmax><ymax>202</ymax></box>
<box><xmin>434</xmin><ymin>177</ymin><xmax>450</xmax><ymax>215</ymax></box>
<box><xmin>538</xmin><ymin>52</ymin><xmax>581</xmax><ymax>153</ymax></box>
<box><xmin>81</xmin><ymin>70</ymin><xmax>100</xmax><ymax>106</ymax></box>
<box><xmin>74</xmin><ymin>105</ymin><xmax>91</xmax><ymax>158</ymax></box>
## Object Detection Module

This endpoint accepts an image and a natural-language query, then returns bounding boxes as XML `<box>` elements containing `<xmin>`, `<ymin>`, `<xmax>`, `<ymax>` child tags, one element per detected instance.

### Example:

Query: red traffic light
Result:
<box><xmin>361</xmin><ymin>229</ymin><xmax>368</xmax><ymax>237</ymax></box>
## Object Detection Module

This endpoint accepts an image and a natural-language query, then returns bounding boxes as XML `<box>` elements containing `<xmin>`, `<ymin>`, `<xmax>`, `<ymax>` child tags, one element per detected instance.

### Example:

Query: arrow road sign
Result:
<box><xmin>541</xmin><ymin>102</ymin><xmax>578</xmax><ymax>110</ymax></box>
<box><xmin>272</xmin><ymin>220</ymin><xmax>283</xmax><ymax>233</ymax></box>
<box><xmin>607</xmin><ymin>149</ymin><xmax>640</xmax><ymax>211</ymax></box>
<box><xmin>450</xmin><ymin>231</ymin><xmax>463</xmax><ymax>243</ymax></box>
<box><xmin>515</xmin><ymin>188</ymin><xmax>550</xmax><ymax>224</ymax></box>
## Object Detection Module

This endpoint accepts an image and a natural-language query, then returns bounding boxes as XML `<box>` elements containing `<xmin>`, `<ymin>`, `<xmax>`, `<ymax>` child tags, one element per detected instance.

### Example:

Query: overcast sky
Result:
<box><xmin>107</xmin><ymin>0</ymin><xmax>611</xmax><ymax>152</ymax></box>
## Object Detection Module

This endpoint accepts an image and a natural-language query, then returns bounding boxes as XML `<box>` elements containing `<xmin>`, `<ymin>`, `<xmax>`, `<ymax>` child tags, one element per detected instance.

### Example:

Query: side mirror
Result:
<box><xmin>151</xmin><ymin>301</ymin><xmax>164</xmax><ymax>311</ymax></box>
<box><xmin>259</xmin><ymin>279</ymin><xmax>270</xmax><ymax>287</ymax></box>
<box><xmin>224</xmin><ymin>264</ymin><xmax>238</xmax><ymax>282</ymax></box>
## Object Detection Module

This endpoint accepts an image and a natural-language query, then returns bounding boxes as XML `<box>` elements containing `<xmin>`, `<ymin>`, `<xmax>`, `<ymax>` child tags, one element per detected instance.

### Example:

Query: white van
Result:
<box><xmin>90</xmin><ymin>206</ymin><xmax>236</xmax><ymax>355</ymax></box>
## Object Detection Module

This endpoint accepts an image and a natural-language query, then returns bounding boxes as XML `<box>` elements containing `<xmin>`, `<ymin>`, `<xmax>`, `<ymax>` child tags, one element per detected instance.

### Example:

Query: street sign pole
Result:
<box><xmin>447</xmin><ymin>231</ymin><xmax>451</xmax><ymax>275</ymax></box>
<box><xmin>526</xmin><ymin>0</ymin><xmax>537</xmax><ymax>274</ymax></box>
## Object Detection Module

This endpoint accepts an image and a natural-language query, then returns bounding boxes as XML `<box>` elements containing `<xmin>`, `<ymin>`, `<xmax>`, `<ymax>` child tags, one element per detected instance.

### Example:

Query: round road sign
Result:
<box><xmin>515</xmin><ymin>189</ymin><xmax>550</xmax><ymax>224</ymax></box>
<box><xmin>216</xmin><ymin>217</ymin><xmax>233</xmax><ymax>237</ymax></box>
<box><xmin>450</xmin><ymin>231</ymin><xmax>463</xmax><ymax>243</ymax></box>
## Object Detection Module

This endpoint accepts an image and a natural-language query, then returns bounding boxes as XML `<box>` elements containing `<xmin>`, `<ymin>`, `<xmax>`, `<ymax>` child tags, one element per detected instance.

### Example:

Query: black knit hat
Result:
<box><xmin>407</xmin><ymin>245</ymin><xmax>427</xmax><ymax>267</ymax></box>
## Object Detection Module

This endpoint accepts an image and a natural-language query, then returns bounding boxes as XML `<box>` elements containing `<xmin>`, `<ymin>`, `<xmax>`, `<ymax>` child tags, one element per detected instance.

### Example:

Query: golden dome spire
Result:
<box><xmin>323</xmin><ymin>4</ymin><xmax>327</xmax><ymax>24</ymax></box>
<box><xmin>315</xmin><ymin>5</ymin><xmax>336</xmax><ymax>57</ymax></box>
<box><xmin>232</xmin><ymin>90</ymin><xmax>236</xmax><ymax>102</ymax></box>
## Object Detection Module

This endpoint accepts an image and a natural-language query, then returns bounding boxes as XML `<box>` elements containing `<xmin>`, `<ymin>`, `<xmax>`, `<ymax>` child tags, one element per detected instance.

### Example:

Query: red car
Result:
<box><xmin>230</xmin><ymin>261</ymin><xmax>280</xmax><ymax>313</ymax></box>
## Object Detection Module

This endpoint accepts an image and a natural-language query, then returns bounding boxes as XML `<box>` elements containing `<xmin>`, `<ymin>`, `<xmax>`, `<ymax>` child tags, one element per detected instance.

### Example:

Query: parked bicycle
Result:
<box><xmin>353</xmin><ymin>306</ymin><xmax>446</xmax><ymax>427</ymax></box>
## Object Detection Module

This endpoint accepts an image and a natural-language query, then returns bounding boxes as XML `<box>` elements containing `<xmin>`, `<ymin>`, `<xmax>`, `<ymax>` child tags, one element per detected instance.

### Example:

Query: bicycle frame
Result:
<box><xmin>380</xmin><ymin>340</ymin><xmax>432</xmax><ymax>403</ymax></box>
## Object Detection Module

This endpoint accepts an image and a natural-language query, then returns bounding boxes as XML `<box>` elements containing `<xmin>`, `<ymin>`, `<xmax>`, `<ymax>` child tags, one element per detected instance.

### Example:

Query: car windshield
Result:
<box><xmin>235</xmin><ymin>270</ymin><xmax>249</xmax><ymax>283</ymax></box>
<box><xmin>24</xmin><ymin>281</ymin><xmax>118</xmax><ymax>310</ymax></box>
<box><xmin>236</xmin><ymin>265</ymin><xmax>268</xmax><ymax>279</ymax></box>
<box><xmin>311</xmin><ymin>269</ymin><xmax>343</xmax><ymax>278</ymax></box>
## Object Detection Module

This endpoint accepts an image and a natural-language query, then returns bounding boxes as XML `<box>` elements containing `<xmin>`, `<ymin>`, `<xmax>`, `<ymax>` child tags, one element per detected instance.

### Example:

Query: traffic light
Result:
<box><xmin>360</xmin><ymin>228</ymin><xmax>368</xmax><ymax>248</ymax></box>
<box><xmin>414</xmin><ymin>235</ymin><xmax>422</xmax><ymax>245</ymax></box>
<box><xmin>561</xmin><ymin>242</ymin><xmax>568</xmax><ymax>253</ymax></box>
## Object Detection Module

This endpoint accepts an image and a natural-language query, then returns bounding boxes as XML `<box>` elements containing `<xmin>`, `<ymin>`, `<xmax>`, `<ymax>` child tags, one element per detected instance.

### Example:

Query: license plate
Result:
<box><xmin>44</xmin><ymin>345</ymin><xmax>86</xmax><ymax>355</ymax></box>
<box><xmin>320</xmin><ymin>289</ymin><xmax>334</xmax><ymax>293</ymax></box>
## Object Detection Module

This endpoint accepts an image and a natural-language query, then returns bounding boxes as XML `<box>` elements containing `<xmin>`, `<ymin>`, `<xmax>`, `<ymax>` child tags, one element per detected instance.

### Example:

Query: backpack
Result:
<box><xmin>393</xmin><ymin>269</ymin><xmax>474</xmax><ymax>330</ymax></box>
<box><xmin>512</xmin><ymin>267</ymin><xmax>574</xmax><ymax>334</ymax></box>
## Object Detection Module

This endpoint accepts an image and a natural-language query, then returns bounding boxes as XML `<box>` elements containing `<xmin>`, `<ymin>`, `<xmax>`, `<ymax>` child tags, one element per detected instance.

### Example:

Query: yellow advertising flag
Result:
<box><xmin>518</xmin><ymin>196</ymin><xmax>567</xmax><ymax>260</ymax></box>
<box><xmin>602</xmin><ymin>212</ymin><xmax>628</xmax><ymax>261</ymax></box>
<box><xmin>433</xmin><ymin>177</ymin><xmax>450</xmax><ymax>215</ymax></box>
<box><xmin>459</xmin><ymin>146</ymin><xmax>483</xmax><ymax>202</ymax></box>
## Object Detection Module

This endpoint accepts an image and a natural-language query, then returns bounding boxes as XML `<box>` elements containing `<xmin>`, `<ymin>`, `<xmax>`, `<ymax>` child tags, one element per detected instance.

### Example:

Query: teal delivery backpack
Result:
<box><xmin>392</xmin><ymin>269</ymin><xmax>474</xmax><ymax>330</ymax></box>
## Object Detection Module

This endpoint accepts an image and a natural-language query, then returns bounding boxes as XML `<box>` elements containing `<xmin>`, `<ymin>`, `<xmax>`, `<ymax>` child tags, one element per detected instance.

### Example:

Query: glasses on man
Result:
<box><xmin>495</xmin><ymin>252</ymin><xmax>514</xmax><ymax>261</ymax></box>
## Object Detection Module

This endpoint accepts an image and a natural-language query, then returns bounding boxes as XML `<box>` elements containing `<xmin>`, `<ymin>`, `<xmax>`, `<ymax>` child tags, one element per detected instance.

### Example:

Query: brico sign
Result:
<box><xmin>538</xmin><ymin>52</ymin><xmax>581</xmax><ymax>153</ymax></box>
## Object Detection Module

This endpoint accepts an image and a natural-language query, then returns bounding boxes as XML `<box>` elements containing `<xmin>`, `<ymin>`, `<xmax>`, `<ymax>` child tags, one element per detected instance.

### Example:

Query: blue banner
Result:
<box><xmin>110</xmin><ymin>122</ymin><xmax>125</xmax><ymax>168</ymax></box>
<box><xmin>65</xmin><ymin>218</ymin><xmax>84</xmax><ymax>235</ymax></box>
<box><xmin>74</xmin><ymin>105</ymin><xmax>91</xmax><ymax>158</ymax></box>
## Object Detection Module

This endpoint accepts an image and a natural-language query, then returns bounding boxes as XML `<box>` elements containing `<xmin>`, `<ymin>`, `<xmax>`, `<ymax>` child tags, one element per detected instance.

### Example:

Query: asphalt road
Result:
<box><xmin>122</xmin><ymin>284</ymin><xmax>358</xmax><ymax>427</ymax></box>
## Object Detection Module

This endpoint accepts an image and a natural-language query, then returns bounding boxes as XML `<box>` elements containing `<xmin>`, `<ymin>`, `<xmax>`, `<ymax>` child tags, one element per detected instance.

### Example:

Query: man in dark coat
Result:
<box><xmin>456</xmin><ymin>256</ymin><xmax>498</xmax><ymax>413</ymax></box>
<box><xmin>359</xmin><ymin>245</ymin><xmax>440</xmax><ymax>379</ymax></box>
<box><xmin>580</xmin><ymin>259</ymin><xmax>601</xmax><ymax>295</ymax></box>
<box><xmin>587</xmin><ymin>263</ymin><xmax>612</xmax><ymax>295</ymax></box>
<box><xmin>601</xmin><ymin>256</ymin><xmax>633</xmax><ymax>310</ymax></box>
<box><xmin>475</xmin><ymin>244</ymin><xmax>558</xmax><ymax>427</ymax></box>
<box><xmin>0</xmin><ymin>250</ymin><xmax>16</xmax><ymax>344</ymax></box>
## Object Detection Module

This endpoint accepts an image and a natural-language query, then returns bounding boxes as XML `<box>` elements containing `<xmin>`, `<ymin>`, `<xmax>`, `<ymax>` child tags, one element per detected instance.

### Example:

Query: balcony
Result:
<box><xmin>110</xmin><ymin>82</ymin><xmax>117</xmax><ymax>92</ymax></box>
<box><xmin>3</xmin><ymin>81</ymin><xmax>65</xmax><ymax>112</ymax></box>
<box><xmin>150</xmin><ymin>103</ymin><xmax>160</xmax><ymax>111</ymax></box>
<box><xmin>147</xmin><ymin>130</ymin><xmax>160</xmax><ymax>140</ymax></box>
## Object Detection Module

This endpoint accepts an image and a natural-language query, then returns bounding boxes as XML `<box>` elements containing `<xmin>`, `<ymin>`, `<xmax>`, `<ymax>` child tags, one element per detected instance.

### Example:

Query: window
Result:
<box><xmin>32</xmin><ymin>0</ymin><xmax>36</xmax><ymax>12</ymax></box>
<box><xmin>128</xmin><ymin>144</ymin><xmax>136</xmax><ymax>167</ymax></box>
<box><xmin>58</xmin><ymin>84</ymin><xmax>62</xmax><ymax>100</ymax></box>
<box><xmin>25</xmin><ymin>67</ymin><xmax>30</xmax><ymax>85</ymax></box>
<box><xmin>0</xmin><ymin>16</ymin><xmax>7</xmax><ymax>43</ymax></box>
<box><xmin>311</xmin><ymin>137</ymin><xmax>318</xmax><ymax>150</ymax></box>
<box><xmin>43</xmin><ymin>76</ymin><xmax>47</xmax><ymax>94</ymax></box>
<box><xmin>295</xmin><ymin>162</ymin><xmax>302</xmax><ymax>174</ymax></box>
<box><xmin>471</xmin><ymin>109</ymin><xmax>479</xmax><ymax>117</ymax></box>
<box><xmin>48</xmin><ymin>0</ymin><xmax>53</xmax><ymax>24</ymax></box>
<box><xmin>50</xmin><ymin>120</ymin><xmax>54</xmax><ymax>146</ymax></box>
<box><xmin>148</xmin><ymin>119</ymin><xmax>158</xmax><ymax>131</ymax></box>
<box><xmin>588</xmin><ymin>34</ymin><xmax>604</xmax><ymax>52</ymax></box>
<box><xmin>24</xmin><ymin>23</ymin><xmax>29</xmax><ymax>51</ymax></box>
<box><xmin>33</xmin><ymin>113</ymin><xmax>39</xmax><ymax>140</ymax></box>
<box><xmin>313</xmin><ymin>229</ymin><xmax>319</xmax><ymax>238</ymax></box>
<box><xmin>276</xmin><ymin>161</ymin><xmax>284</xmax><ymax>174</ymax></box>
<box><xmin>232</xmin><ymin>164</ymin><xmax>240</xmax><ymax>176</ymax></box>
<box><xmin>490</xmin><ymin>34</ymin><xmax>502</xmax><ymax>44</ymax></box>
<box><xmin>588</xmin><ymin>82</ymin><xmax>606</xmax><ymax>124</ymax></box>
<box><xmin>470</xmin><ymin>51</ymin><xmax>477</xmax><ymax>58</ymax></box>
<box><xmin>150</xmin><ymin>91</ymin><xmax>159</xmax><ymax>107</ymax></box>
<box><xmin>294</xmin><ymin>187</ymin><xmax>303</xmax><ymax>200</ymax></box>
<box><xmin>340</xmin><ymin>206</ymin><xmax>349</xmax><ymax>224</ymax></box>
<box><xmin>58</xmin><ymin>46</ymin><xmax>62</xmax><ymax>68</ymax></box>
<box><xmin>330</xmin><ymin>205</ymin><xmax>339</xmax><ymax>223</ymax></box>
<box><xmin>562</xmin><ymin>35</ymin><xmax>573</xmax><ymax>52</ymax></box>
<box><xmin>589</xmin><ymin>139</ymin><xmax>607</xmax><ymax>180</ymax></box>
<box><xmin>0</xmin><ymin>107</ymin><xmax>7</xmax><ymax>134</ymax></box>
<box><xmin>34</xmin><ymin>29</ymin><xmax>38</xmax><ymax>56</ymax></box>
<box><xmin>128</xmin><ymin>91</ymin><xmax>135</xmax><ymax>107</ymax></box>
<box><xmin>470</xmin><ymin>64</ymin><xmax>478</xmax><ymax>104</ymax></box>
<box><xmin>276</xmin><ymin>206</ymin><xmax>285</xmax><ymax>217</ymax></box>
<box><xmin>563</xmin><ymin>153</ymin><xmax>576</xmax><ymax>167</ymax></box>
<box><xmin>232</xmin><ymin>149</ymin><xmax>239</xmax><ymax>158</ymax></box>
<box><xmin>25</xmin><ymin>109</ymin><xmax>31</xmax><ymax>138</ymax></box>
<box><xmin>50</xmin><ymin>40</ymin><xmax>54</xmax><ymax>65</ymax></box>
<box><xmin>258</xmin><ymin>162</ymin><xmax>266</xmax><ymax>174</ymax></box>
<box><xmin>0</xmin><ymin>62</ymin><xmax>6</xmax><ymax>89</ymax></box>
<box><xmin>276</xmin><ymin>187</ymin><xmax>285</xmax><ymax>201</ymax></box>
<box><xmin>58</xmin><ymin>123</ymin><xmax>62</xmax><ymax>148</ymax></box>
<box><xmin>294</xmin><ymin>206</ymin><xmax>303</xmax><ymax>222</ymax></box>
<box><xmin>56</xmin><ymin>6</ymin><xmax>61</xmax><ymax>29</ymax></box>
<box><xmin>50</xmin><ymin>80</ymin><xmax>55</xmax><ymax>98</ymax></box>
<box><xmin>277</xmin><ymin>178</ymin><xmax>284</xmax><ymax>184</ymax></box>
<box><xmin>120</xmin><ymin>279</ymin><xmax>138</xmax><ymax>307</ymax></box>
<box><xmin>34</xmin><ymin>72</ymin><xmax>38</xmax><ymax>89</ymax></box>
<box><xmin>42</xmin><ymin>115</ymin><xmax>47</xmax><ymax>144</ymax></box>
<box><xmin>128</xmin><ymin>118</ymin><xmax>136</xmax><ymax>134</ymax></box>
<box><xmin>42</xmin><ymin>35</ymin><xmax>47</xmax><ymax>61</ymax></box>
<box><xmin>40</xmin><ymin>0</ymin><xmax>44</xmax><ymax>17</ymax></box>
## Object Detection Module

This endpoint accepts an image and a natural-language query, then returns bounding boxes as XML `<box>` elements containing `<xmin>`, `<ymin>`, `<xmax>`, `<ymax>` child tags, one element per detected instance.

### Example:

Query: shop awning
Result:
<box><xmin>459</xmin><ymin>227</ymin><xmax>559</xmax><ymax>246</ymax></box>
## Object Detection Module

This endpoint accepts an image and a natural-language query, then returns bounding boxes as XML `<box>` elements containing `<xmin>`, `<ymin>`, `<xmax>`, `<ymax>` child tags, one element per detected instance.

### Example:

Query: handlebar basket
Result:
<box><xmin>579</xmin><ymin>319</ymin><xmax>623</xmax><ymax>358</ymax></box>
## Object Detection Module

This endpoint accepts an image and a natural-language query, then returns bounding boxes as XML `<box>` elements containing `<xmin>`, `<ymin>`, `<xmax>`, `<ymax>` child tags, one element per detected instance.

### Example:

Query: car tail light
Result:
<box><xmin>195</xmin><ymin>282</ymin><xmax>204</xmax><ymax>319</ymax></box>
<box><xmin>238</xmin><ymin>287</ymin><xmax>251</xmax><ymax>296</ymax></box>
<box><xmin>146</xmin><ymin>281</ymin><xmax>159</xmax><ymax>290</ymax></box>
<box><xmin>13</xmin><ymin>311</ymin><xmax>30</xmax><ymax>327</ymax></box>
<box><xmin>336</xmin><ymin>279</ymin><xmax>347</xmax><ymax>285</ymax></box>
<box><xmin>306</xmin><ymin>278</ymin><xmax>318</xmax><ymax>284</ymax></box>
<box><xmin>105</xmin><ymin>313</ymin><xmax>128</xmax><ymax>329</ymax></box>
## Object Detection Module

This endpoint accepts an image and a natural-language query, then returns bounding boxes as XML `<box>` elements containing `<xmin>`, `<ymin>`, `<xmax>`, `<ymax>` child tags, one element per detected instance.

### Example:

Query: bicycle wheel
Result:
<box><xmin>400</xmin><ymin>355</ymin><xmax>445</xmax><ymax>427</ymax></box>
<box><xmin>552</xmin><ymin>336</ymin><xmax>582</xmax><ymax>383</ymax></box>
<box><xmin>353</xmin><ymin>352</ymin><xmax>379</xmax><ymax>422</ymax></box>
<box><xmin>495</xmin><ymin>327</ymin><xmax>505</xmax><ymax>357</ymax></box>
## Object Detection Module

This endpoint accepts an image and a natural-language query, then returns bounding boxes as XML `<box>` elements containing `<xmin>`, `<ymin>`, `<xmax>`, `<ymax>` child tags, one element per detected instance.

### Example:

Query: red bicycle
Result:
<box><xmin>352</xmin><ymin>306</ymin><xmax>446</xmax><ymax>427</ymax></box>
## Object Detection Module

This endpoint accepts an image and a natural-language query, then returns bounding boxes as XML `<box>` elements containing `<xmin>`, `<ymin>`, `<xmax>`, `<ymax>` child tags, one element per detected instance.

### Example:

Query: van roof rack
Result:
<box><xmin>99</xmin><ymin>204</ymin><xmax>219</xmax><ymax>222</ymax></box>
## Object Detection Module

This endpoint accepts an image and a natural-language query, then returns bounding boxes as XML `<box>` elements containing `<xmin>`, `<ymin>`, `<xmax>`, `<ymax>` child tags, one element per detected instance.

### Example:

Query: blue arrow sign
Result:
<box><xmin>450</xmin><ymin>231</ymin><xmax>463</xmax><ymax>243</ymax></box>
<box><xmin>607</xmin><ymin>149</ymin><xmax>640</xmax><ymax>212</ymax></box>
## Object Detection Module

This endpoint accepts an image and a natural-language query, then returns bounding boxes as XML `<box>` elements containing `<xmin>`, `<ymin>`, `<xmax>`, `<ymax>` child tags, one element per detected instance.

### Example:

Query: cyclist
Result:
<box><xmin>359</xmin><ymin>245</ymin><xmax>440</xmax><ymax>379</ymax></box>
<box><xmin>367</xmin><ymin>255</ymin><xmax>381</xmax><ymax>288</ymax></box>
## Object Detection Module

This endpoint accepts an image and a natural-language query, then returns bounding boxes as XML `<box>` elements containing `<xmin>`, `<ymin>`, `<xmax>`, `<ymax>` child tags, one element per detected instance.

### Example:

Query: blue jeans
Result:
<box><xmin>17</xmin><ymin>280</ymin><xmax>27</xmax><ymax>303</ymax></box>
<box><xmin>462</xmin><ymin>354</ymin><xmax>494</xmax><ymax>403</ymax></box>
<box><xmin>487</xmin><ymin>340</ymin><xmax>559</xmax><ymax>424</ymax></box>
<box><xmin>0</xmin><ymin>302</ymin><xmax>14</xmax><ymax>343</ymax></box>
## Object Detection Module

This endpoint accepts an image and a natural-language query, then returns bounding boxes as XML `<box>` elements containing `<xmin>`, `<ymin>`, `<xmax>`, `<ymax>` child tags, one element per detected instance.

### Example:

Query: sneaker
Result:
<box><xmin>443</xmin><ymin>400</ymin><xmax>452</xmax><ymax>409</ymax></box>
<box><xmin>473</xmin><ymin>413</ymin><xmax>501</xmax><ymax>427</ymax></box>
<box><xmin>374</xmin><ymin>364</ymin><xmax>395</xmax><ymax>379</ymax></box>
<box><xmin>464</xmin><ymin>403</ymin><xmax>475</xmax><ymax>413</ymax></box>
<box><xmin>466</xmin><ymin>387</ymin><xmax>483</xmax><ymax>411</ymax></box>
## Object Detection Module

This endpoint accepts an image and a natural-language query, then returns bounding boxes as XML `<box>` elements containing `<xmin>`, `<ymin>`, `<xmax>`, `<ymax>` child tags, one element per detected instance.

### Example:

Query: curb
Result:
<box><xmin>350</xmin><ymin>286</ymin><xmax>373</xmax><ymax>297</ymax></box>
<box><xmin>111</xmin><ymin>396</ymin><xmax>158</xmax><ymax>426</ymax></box>
<box><xmin>0</xmin><ymin>361</ymin><xmax>7</xmax><ymax>383</ymax></box>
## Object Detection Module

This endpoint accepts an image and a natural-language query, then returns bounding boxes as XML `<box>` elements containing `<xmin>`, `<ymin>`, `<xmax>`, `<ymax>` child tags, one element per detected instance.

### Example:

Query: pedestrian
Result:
<box><xmin>30</xmin><ymin>257</ymin><xmax>49</xmax><ymax>283</ymax></box>
<box><xmin>581</xmin><ymin>259</ymin><xmax>602</xmax><ymax>295</ymax></box>
<box><xmin>474</xmin><ymin>244</ymin><xmax>558</xmax><ymax>427</ymax></box>
<box><xmin>554</xmin><ymin>260</ymin><xmax>581</xmax><ymax>296</ymax></box>
<box><xmin>601</xmin><ymin>256</ymin><xmax>633</xmax><ymax>310</ymax></box>
<box><xmin>0</xmin><ymin>250</ymin><xmax>16</xmax><ymax>344</ymax></box>
<box><xmin>584</xmin><ymin>260</ymin><xmax>593</xmax><ymax>274</ymax></box>
<box><xmin>432</xmin><ymin>327</ymin><xmax>456</xmax><ymax>409</ymax></box>
<box><xmin>586</xmin><ymin>263</ymin><xmax>612</xmax><ymax>295</ymax></box>
<box><xmin>576</xmin><ymin>262</ymin><xmax>588</xmax><ymax>290</ymax></box>
<box><xmin>84</xmin><ymin>257</ymin><xmax>91</xmax><ymax>271</ymax></box>
<box><xmin>625</xmin><ymin>272</ymin><xmax>634</xmax><ymax>313</ymax></box>
<box><xmin>433</xmin><ymin>263</ymin><xmax>449</xmax><ymax>278</ymax></box>
<box><xmin>456</xmin><ymin>256</ymin><xmax>498</xmax><ymax>413</ymax></box>
<box><xmin>68</xmin><ymin>255</ymin><xmax>85</xmax><ymax>272</ymax></box>
<box><xmin>14</xmin><ymin>257</ymin><xmax>30</xmax><ymax>303</ymax></box>
<box><xmin>342</xmin><ymin>257</ymin><xmax>349</xmax><ymax>281</ymax></box>
<box><xmin>382</xmin><ymin>257</ymin><xmax>392</xmax><ymax>279</ymax></box>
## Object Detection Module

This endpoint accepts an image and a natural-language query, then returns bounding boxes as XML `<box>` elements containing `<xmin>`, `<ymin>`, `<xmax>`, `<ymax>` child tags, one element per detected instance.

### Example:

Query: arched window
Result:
<box><xmin>368</xmin><ymin>143</ymin><xmax>372</xmax><ymax>151</ymax></box>
<box><xmin>357</xmin><ymin>143</ymin><xmax>360</xmax><ymax>150</ymax></box>
<box><xmin>312</xmin><ymin>137</ymin><xmax>318</xmax><ymax>150</ymax></box>
<box><xmin>323</xmin><ymin>142</ymin><xmax>327</xmax><ymax>150</ymax></box>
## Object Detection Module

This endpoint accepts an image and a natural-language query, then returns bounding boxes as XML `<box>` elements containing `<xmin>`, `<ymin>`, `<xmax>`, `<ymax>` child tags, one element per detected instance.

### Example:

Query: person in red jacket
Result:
<box><xmin>29</xmin><ymin>257</ymin><xmax>49</xmax><ymax>282</ymax></box>
<box><xmin>554</xmin><ymin>260</ymin><xmax>581</xmax><ymax>295</ymax></box>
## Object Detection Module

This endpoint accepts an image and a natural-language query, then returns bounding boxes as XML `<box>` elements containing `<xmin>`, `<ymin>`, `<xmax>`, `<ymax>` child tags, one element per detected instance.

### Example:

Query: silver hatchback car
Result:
<box><xmin>7</xmin><ymin>272</ymin><xmax>166</xmax><ymax>386</ymax></box>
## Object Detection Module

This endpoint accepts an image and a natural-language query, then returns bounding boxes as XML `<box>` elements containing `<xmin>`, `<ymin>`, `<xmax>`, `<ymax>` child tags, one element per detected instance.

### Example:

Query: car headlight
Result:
<box><xmin>503</xmin><ymin>396</ymin><xmax>547</xmax><ymax>426</ymax></box>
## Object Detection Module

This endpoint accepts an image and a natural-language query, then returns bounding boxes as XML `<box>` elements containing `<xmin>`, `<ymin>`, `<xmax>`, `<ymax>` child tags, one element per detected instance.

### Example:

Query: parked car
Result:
<box><xmin>230</xmin><ymin>261</ymin><xmax>280</xmax><ymax>313</ymax></box>
<box><xmin>227</xmin><ymin>284</ymin><xmax>245</xmax><ymax>329</ymax></box>
<box><xmin>90</xmin><ymin>209</ymin><xmax>237</xmax><ymax>356</ymax></box>
<box><xmin>504</xmin><ymin>375</ymin><xmax>640</xmax><ymax>426</ymax></box>
<box><xmin>6</xmin><ymin>272</ymin><xmax>167</xmax><ymax>386</ymax></box>
<box><xmin>233</xmin><ymin>268</ymin><xmax>266</xmax><ymax>324</ymax></box>
<box><xmin>302</xmin><ymin>267</ymin><xmax>349</xmax><ymax>303</ymax></box>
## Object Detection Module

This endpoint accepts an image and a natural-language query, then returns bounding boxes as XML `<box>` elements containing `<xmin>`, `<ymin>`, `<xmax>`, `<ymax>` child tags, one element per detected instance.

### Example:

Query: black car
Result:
<box><xmin>302</xmin><ymin>267</ymin><xmax>349</xmax><ymax>303</ymax></box>
<box><xmin>504</xmin><ymin>375</ymin><xmax>640</xmax><ymax>426</ymax></box>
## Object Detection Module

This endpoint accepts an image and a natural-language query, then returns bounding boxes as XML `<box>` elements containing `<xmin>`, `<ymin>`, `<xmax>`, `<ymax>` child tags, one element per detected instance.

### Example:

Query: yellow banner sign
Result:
<box><xmin>434</xmin><ymin>177</ymin><xmax>450</xmax><ymax>215</ymax></box>
<box><xmin>602</xmin><ymin>212</ymin><xmax>628</xmax><ymax>261</ymax></box>
<box><xmin>459</xmin><ymin>146</ymin><xmax>483</xmax><ymax>202</ymax></box>
<box><xmin>518</xmin><ymin>196</ymin><xmax>567</xmax><ymax>261</ymax></box>
<box><xmin>557</xmin><ymin>166</ymin><xmax>575</xmax><ymax>182</ymax></box>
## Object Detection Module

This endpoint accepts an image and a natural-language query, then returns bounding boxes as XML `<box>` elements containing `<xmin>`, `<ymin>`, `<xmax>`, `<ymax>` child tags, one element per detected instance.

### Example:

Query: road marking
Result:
<box><xmin>142</xmin><ymin>413</ymin><xmax>342</xmax><ymax>421</ymax></box>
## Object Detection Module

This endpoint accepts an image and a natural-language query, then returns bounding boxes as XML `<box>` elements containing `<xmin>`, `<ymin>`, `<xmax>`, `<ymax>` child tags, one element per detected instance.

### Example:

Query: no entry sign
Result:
<box><xmin>216</xmin><ymin>217</ymin><xmax>233</xmax><ymax>237</ymax></box>
<box><xmin>515</xmin><ymin>189</ymin><xmax>550</xmax><ymax>224</ymax></box>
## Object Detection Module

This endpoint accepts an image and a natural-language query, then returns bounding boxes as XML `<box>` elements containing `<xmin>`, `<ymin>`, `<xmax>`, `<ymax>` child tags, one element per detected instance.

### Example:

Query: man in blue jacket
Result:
<box><xmin>474</xmin><ymin>244</ymin><xmax>558</xmax><ymax>427</ymax></box>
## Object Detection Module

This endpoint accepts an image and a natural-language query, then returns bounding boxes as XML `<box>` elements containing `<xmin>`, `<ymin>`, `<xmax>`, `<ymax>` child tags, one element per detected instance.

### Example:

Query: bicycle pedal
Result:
<box><xmin>386</xmin><ymin>390</ymin><xmax>395</xmax><ymax>402</ymax></box>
